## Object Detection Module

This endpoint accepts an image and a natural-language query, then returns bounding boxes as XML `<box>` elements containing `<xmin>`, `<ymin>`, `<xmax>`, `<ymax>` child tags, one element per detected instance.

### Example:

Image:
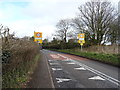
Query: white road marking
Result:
<box><xmin>48</xmin><ymin>60</ymin><xmax>54</xmax><ymax>62</ymax></box>
<box><xmin>51</xmin><ymin>53</ymin><xmax>120</xmax><ymax>86</ymax></box>
<box><xmin>52</xmin><ymin>68</ymin><xmax>62</xmax><ymax>71</ymax></box>
<box><xmin>57</xmin><ymin>54</ymin><xmax>71</xmax><ymax>60</ymax></box>
<box><xmin>89</xmin><ymin>76</ymin><xmax>105</xmax><ymax>81</ymax></box>
<box><xmin>42</xmin><ymin>51</ymin><xmax>55</xmax><ymax>88</ymax></box>
<box><xmin>72</xmin><ymin>60</ymin><xmax>120</xmax><ymax>86</ymax></box>
<box><xmin>67</xmin><ymin>62</ymin><xmax>76</xmax><ymax>65</ymax></box>
<box><xmin>50</xmin><ymin>54</ymin><xmax>60</xmax><ymax>58</ymax></box>
<box><xmin>74</xmin><ymin>67</ymin><xmax>86</xmax><ymax>70</ymax></box>
<box><xmin>56</xmin><ymin>78</ymin><xmax>72</xmax><ymax>83</ymax></box>
<box><xmin>49</xmin><ymin>63</ymin><xmax>59</xmax><ymax>65</ymax></box>
<box><xmin>62</xmin><ymin>60</ymin><xmax>72</xmax><ymax>62</ymax></box>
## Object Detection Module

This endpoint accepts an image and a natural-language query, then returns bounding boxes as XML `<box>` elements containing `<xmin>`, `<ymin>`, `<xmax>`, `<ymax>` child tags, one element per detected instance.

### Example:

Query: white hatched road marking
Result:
<box><xmin>50</xmin><ymin>54</ymin><xmax>60</xmax><ymax>58</ymax></box>
<box><xmin>49</xmin><ymin>63</ymin><xmax>59</xmax><ymax>65</ymax></box>
<box><xmin>67</xmin><ymin>62</ymin><xmax>76</xmax><ymax>65</ymax></box>
<box><xmin>57</xmin><ymin>54</ymin><xmax>71</xmax><ymax>60</ymax></box>
<box><xmin>56</xmin><ymin>78</ymin><xmax>72</xmax><ymax>83</ymax></box>
<box><xmin>89</xmin><ymin>76</ymin><xmax>105</xmax><ymax>81</ymax></box>
<box><xmin>48</xmin><ymin>60</ymin><xmax>54</xmax><ymax>62</ymax></box>
<box><xmin>62</xmin><ymin>60</ymin><xmax>72</xmax><ymax>62</ymax></box>
<box><xmin>52</xmin><ymin>68</ymin><xmax>62</xmax><ymax>71</ymax></box>
<box><xmin>74</xmin><ymin>67</ymin><xmax>86</xmax><ymax>70</ymax></box>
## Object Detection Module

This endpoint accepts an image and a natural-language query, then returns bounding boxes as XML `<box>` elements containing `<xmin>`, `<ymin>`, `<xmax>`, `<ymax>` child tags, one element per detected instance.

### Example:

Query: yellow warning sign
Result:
<box><xmin>34</xmin><ymin>32</ymin><xmax>42</xmax><ymax>38</ymax></box>
<box><xmin>78</xmin><ymin>40</ymin><xmax>85</xmax><ymax>44</ymax></box>
<box><xmin>34</xmin><ymin>32</ymin><xmax>42</xmax><ymax>43</ymax></box>
<box><xmin>78</xmin><ymin>33</ymin><xmax>85</xmax><ymax>38</ymax></box>
<box><xmin>78</xmin><ymin>33</ymin><xmax>85</xmax><ymax>46</ymax></box>
<box><xmin>34</xmin><ymin>39</ymin><xmax>42</xmax><ymax>43</ymax></box>
<box><xmin>80</xmin><ymin>43</ymin><xmax>83</xmax><ymax>46</ymax></box>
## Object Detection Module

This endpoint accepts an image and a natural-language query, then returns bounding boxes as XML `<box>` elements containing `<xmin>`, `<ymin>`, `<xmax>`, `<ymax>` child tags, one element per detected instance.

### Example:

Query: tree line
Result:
<box><xmin>43</xmin><ymin>0</ymin><xmax>119</xmax><ymax>49</ymax></box>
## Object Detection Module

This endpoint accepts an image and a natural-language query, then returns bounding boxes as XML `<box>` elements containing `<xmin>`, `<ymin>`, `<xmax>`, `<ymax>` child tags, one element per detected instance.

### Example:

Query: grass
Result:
<box><xmin>55</xmin><ymin>49</ymin><xmax>119</xmax><ymax>66</ymax></box>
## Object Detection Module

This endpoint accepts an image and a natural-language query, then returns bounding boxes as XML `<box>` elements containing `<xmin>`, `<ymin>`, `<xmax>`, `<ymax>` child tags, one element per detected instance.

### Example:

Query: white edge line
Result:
<box><xmin>42</xmin><ymin>51</ymin><xmax>55</xmax><ymax>88</ymax></box>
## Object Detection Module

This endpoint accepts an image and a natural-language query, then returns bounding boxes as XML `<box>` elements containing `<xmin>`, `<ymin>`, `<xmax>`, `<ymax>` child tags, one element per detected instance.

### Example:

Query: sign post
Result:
<box><xmin>77</xmin><ymin>33</ymin><xmax>85</xmax><ymax>51</ymax></box>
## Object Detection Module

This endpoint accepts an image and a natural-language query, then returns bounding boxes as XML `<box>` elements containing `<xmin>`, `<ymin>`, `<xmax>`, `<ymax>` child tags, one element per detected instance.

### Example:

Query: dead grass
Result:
<box><xmin>75</xmin><ymin>45</ymin><xmax>119</xmax><ymax>54</ymax></box>
<box><xmin>2</xmin><ymin>39</ymin><xmax>40</xmax><ymax>88</ymax></box>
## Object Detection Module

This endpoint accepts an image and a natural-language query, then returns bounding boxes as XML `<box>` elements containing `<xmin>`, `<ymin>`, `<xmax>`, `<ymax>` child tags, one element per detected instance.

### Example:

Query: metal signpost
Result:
<box><xmin>78</xmin><ymin>33</ymin><xmax>85</xmax><ymax>51</ymax></box>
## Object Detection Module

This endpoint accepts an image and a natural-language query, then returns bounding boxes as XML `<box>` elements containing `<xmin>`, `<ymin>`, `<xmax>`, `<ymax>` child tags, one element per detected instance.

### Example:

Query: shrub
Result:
<box><xmin>2</xmin><ymin>40</ymin><xmax>40</xmax><ymax>88</ymax></box>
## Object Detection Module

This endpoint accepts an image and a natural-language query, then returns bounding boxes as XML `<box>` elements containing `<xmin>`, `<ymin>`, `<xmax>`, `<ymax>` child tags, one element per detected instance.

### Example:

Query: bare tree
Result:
<box><xmin>71</xmin><ymin>17</ymin><xmax>85</xmax><ymax>33</ymax></box>
<box><xmin>107</xmin><ymin>18</ymin><xmax>119</xmax><ymax>45</ymax></box>
<box><xmin>0</xmin><ymin>24</ymin><xmax>3</xmax><ymax>38</ymax></box>
<box><xmin>73</xmin><ymin>0</ymin><xmax>117</xmax><ymax>45</ymax></box>
<box><xmin>55</xmin><ymin>19</ymin><xmax>71</xmax><ymax>43</ymax></box>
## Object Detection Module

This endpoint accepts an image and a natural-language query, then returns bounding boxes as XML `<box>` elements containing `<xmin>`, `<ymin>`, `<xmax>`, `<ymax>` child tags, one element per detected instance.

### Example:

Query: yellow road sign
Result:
<box><xmin>34</xmin><ymin>32</ymin><xmax>42</xmax><ymax>38</ymax></box>
<box><xmin>78</xmin><ymin>40</ymin><xmax>85</xmax><ymax>44</ymax></box>
<box><xmin>78</xmin><ymin>33</ymin><xmax>85</xmax><ymax>46</ymax></box>
<box><xmin>34</xmin><ymin>32</ymin><xmax>42</xmax><ymax>43</ymax></box>
<box><xmin>80</xmin><ymin>43</ymin><xmax>83</xmax><ymax>46</ymax></box>
<box><xmin>34</xmin><ymin>39</ymin><xmax>42</xmax><ymax>43</ymax></box>
<box><xmin>78</xmin><ymin>33</ymin><xmax>85</xmax><ymax>38</ymax></box>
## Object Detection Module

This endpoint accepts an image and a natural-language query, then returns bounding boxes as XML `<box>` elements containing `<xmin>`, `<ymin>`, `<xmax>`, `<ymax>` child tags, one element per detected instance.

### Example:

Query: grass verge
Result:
<box><xmin>53</xmin><ymin>49</ymin><xmax>119</xmax><ymax>67</ymax></box>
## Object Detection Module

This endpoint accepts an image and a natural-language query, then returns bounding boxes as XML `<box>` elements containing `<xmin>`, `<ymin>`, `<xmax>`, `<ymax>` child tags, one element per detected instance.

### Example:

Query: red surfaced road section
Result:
<box><xmin>49</xmin><ymin>54</ymin><xmax>67</xmax><ymax>60</ymax></box>
<box><xmin>62</xmin><ymin>54</ymin><xmax>88</xmax><ymax>61</ymax></box>
<box><xmin>49</xmin><ymin>53</ymin><xmax>88</xmax><ymax>61</ymax></box>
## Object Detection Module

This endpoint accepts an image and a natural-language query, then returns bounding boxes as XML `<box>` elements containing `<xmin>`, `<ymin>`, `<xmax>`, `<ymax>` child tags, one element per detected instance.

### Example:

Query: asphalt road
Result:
<box><xmin>36</xmin><ymin>49</ymin><xmax>120</xmax><ymax>89</ymax></box>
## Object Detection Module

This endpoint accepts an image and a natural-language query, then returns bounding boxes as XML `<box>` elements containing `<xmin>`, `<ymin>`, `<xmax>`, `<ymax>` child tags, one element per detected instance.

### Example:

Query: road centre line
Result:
<box><xmin>57</xmin><ymin>54</ymin><xmax>120</xmax><ymax>86</ymax></box>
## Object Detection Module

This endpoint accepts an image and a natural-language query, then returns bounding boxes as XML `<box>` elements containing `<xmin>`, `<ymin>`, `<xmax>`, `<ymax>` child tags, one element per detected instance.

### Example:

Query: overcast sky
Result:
<box><xmin>0</xmin><ymin>0</ymin><xmax>119</xmax><ymax>40</ymax></box>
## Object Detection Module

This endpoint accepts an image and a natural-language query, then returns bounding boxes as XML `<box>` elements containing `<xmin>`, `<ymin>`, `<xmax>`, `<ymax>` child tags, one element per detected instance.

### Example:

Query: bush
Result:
<box><xmin>42</xmin><ymin>42</ymin><xmax>80</xmax><ymax>49</ymax></box>
<box><xmin>2</xmin><ymin>40</ymin><xmax>40</xmax><ymax>88</ymax></box>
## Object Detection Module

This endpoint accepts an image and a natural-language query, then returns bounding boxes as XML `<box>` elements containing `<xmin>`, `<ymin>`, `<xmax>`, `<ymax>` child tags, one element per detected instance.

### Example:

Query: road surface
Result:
<box><xmin>28</xmin><ymin>49</ymin><xmax>120</xmax><ymax>89</ymax></box>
